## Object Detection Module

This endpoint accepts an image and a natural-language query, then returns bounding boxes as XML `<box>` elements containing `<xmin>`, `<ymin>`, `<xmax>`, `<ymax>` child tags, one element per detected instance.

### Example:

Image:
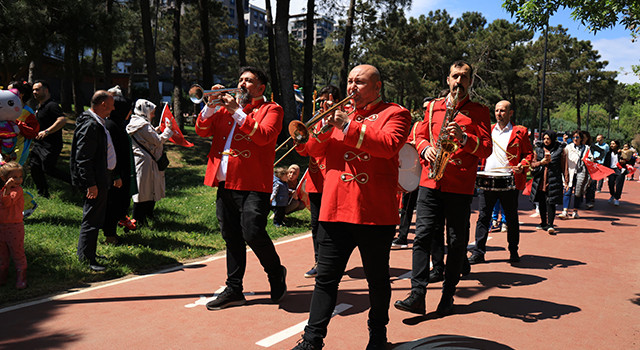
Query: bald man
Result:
<box><xmin>292</xmin><ymin>64</ymin><xmax>411</xmax><ymax>349</ymax></box>
<box><xmin>469</xmin><ymin>100</ymin><xmax>533</xmax><ymax>265</ymax></box>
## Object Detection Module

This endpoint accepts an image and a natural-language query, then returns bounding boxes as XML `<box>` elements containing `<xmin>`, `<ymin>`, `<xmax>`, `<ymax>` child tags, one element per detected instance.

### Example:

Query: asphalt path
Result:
<box><xmin>1</xmin><ymin>182</ymin><xmax>639</xmax><ymax>349</ymax></box>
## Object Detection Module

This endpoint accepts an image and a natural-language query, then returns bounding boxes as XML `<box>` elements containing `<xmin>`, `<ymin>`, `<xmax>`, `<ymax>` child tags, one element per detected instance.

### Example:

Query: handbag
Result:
<box><xmin>132</xmin><ymin>134</ymin><xmax>170</xmax><ymax>171</ymax></box>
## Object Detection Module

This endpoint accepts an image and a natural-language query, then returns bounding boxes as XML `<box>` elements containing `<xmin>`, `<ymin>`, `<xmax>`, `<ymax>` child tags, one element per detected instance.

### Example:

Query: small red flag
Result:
<box><xmin>295</xmin><ymin>169</ymin><xmax>310</xmax><ymax>210</ymax></box>
<box><xmin>583</xmin><ymin>148</ymin><xmax>613</xmax><ymax>181</ymax></box>
<box><xmin>160</xmin><ymin>103</ymin><xmax>194</xmax><ymax>147</ymax></box>
<box><xmin>522</xmin><ymin>178</ymin><xmax>533</xmax><ymax>196</ymax></box>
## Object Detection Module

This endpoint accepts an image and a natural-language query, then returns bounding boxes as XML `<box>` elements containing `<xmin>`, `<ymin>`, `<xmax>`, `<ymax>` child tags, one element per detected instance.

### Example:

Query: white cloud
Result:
<box><xmin>591</xmin><ymin>37</ymin><xmax>640</xmax><ymax>85</ymax></box>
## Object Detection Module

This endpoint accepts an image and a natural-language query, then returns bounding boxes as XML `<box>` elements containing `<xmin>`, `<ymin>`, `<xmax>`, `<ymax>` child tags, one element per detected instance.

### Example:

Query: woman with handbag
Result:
<box><xmin>126</xmin><ymin>99</ymin><xmax>173</xmax><ymax>227</ymax></box>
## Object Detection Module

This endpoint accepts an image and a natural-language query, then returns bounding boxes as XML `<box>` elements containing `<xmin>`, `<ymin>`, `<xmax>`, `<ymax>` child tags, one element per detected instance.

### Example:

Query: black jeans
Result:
<box><xmin>303</xmin><ymin>222</ymin><xmax>395</xmax><ymax>345</ymax></box>
<box><xmin>411</xmin><ymin>187</ymin><xmax>472</xmax><ymax>296</ymax></box>
<box><xmin>216</xmin><ymin>184</ymin><xmax>282</xmax><ymax>292</ymax></box>
<box><xmin>472</xmin><ymin>189</ymin><xmax>520</xmax><ymax>256</ymax></box>
<box><xmin>30</xmin><ymin>143</ymin><xmax>70</xmax><ymax>196</ymax></box>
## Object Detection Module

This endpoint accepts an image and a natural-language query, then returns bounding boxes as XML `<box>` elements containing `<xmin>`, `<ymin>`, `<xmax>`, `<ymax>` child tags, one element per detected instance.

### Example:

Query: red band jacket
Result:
<box><xmin>480</xmin><ymin>124</ymin><xmax>534</xmax><ymax>190</ymax></box>
<box><xmin>414</xmin><ymin>95</ymin><xmax>492</xmax><ymax>195</ymax></box>
<box><xmin>195</xmin><ymin>99</ymin><xmax>283</xmax><ymax>193</ymax></box>
<box><xmin>305</xmin><ymin>100</ymin><xmax>411</xmax><ymax>225</ymax></box>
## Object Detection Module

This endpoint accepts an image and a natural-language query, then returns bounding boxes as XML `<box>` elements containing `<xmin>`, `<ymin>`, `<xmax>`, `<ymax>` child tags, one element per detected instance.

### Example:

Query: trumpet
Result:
<box><xmin>274</xmin><ymin>93</ymin><xmax>354</xmax><ymax>165</ymax></box>
<box><xmin>188</xmin><ymin>84</ymin><xmax>242</xmax><ymax>105</ymax></box>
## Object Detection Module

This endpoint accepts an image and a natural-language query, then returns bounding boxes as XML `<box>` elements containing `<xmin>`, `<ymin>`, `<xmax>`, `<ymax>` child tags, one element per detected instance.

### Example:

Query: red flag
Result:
<box><xmin>295</xmin><ymin>169</ymin><xmax>310</xmax><ymax>210</ymax></box>
<box><xmin>583</xmin><ymin>148</ymin><xmax>614</xmax><ymax>181</ymax></box>
<box><xmin>522</xmin><ymin>178</ymin><xmax>533</xmax><ymax>196</ymax></box>
<box><xmin>160</xmin><ymin>103</ymin><xmax>194</xmax><ymax>147</ymax></box>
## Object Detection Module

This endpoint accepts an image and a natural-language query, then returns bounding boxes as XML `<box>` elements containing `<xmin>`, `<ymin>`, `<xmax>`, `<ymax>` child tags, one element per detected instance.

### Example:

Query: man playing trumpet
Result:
<box><xmin>195</xmin><ymin>66</ymin><xmax>287</xmax><ymax>310</ymax></box>
<box><xmin>394</xmin><ymin>60</ymin><xmax>492</xmax><ymax>317</ymax></box>
<box><xmin>293</xmin><ymin>64</ymin><xmax>411</xmax><ymax>349</ymax></box>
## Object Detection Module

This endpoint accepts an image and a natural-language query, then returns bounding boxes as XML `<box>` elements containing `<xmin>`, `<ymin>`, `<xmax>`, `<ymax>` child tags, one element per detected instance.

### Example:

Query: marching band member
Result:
<box><xmin>294</xmin><ymin>85</ymin><xmax>341</xmax><ymax>278</ymax></box>
<box><xmin>394</xmin><ymin>60</ymin><xmax>492</xmax><ymax>316</ymax></box>
<box><xmin>468</xmin><ymin>100</ymin><xmax>533</xmax><ymax>265</ymax></box>
<box><xmin>196</xmin><ymin>66</ymin><xmax>287</xmax><ymax>310</ymax></box>
<box><xmin>293</xmin><ymin>64</ymin><xmax>411</xmax><ymax>349</ymax></box>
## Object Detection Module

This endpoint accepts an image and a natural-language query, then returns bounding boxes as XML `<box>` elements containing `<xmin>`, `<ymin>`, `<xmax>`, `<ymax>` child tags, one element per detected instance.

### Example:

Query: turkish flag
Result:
<box><xmin>522</xmin><ymin>178</ymin><xmax>533</xmax><ymax>196</ymax></box>
<box><xmin>583</xmin><ymin>148</ymin><xmax>614</xmax><ymax>181</ymax></box>
<box><xmin>160</xmin><ymin>103</ymin><xmax>194</xmax><ymax>147</ymax></box>
<box><xmin>295</xmin><ymin>169</ymin><xmax>310</xmax><ymax>210</ymax></box>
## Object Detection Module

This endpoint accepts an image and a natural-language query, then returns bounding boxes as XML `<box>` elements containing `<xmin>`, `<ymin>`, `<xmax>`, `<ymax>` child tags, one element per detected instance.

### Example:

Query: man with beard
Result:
<box><xmin>394</xmin><ymin>60</ymin><xmax>492</xmax><ymax>317</ymax></box>
<box><xmin>195</xmin><ymin>66</ymin><xmax>287</xmax><ymax>310</ymax></box>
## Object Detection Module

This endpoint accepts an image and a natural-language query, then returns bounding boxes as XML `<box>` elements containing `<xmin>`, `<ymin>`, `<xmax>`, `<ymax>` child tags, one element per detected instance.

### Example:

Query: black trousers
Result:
<box><xmin>535</xmin><ymin>190</ymin><xmax>557</xmax><ymax>228</ymax></box>
<box><xmin>303</xmin><ymin>222</ymin><xmax>395</xmax><ymax>345</ymax></box>
<box><xmin>104</xmin><ymin>183</ymin><xmax>131</xmax><ymax>237</ymax></box>
<box><xmin>29</xmin><ymin>143</ymin><xmax>70</xmax><ymax>197</ymax></box>
<box><xmin>216</xmin><ymin>184</ymin><xmax>282</xmax><ymax>292</ymax></box>
<box><xmin>77</xmin><ymin>187</ymin><xmax>108</xmax><ymax>262</ymax></box>
<box><xmin>397</xmin><ymin>189</ymin><xmax>418</xmax><ymax>240</ymax></box>
<box><xmin>471</xmin><ymin>189</ymin><xmax>520</xmax><ymax>256</ymax></box>
<box><xmin>608</xmin><ymin>169</ymin><xmax>626</xmax><ymax>200</ymax></box>
<box><xmin>308</xmin><ymin>192</ymin><xmax>322</xmax><ymax>263</ymax></box>
<box><xmin>397</xmin><ymin>189</ymin><xmax>444</xmax><ymax>273</ymax></box>
<box><xmin>411</xmin><ymin>187</ymin><xmax>472</xmax><ymax>296</ymax></box>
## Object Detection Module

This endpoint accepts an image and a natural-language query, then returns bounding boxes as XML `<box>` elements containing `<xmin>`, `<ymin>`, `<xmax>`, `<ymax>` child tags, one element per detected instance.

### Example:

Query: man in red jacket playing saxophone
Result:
<box><xmin>195</xmin><ymin>66</ymin><xmax>287</xmax><ymax>310</ymax></box>
<box><xmin>395</xmin><ymin>60</ymin><xmax>492</xmax><ymax>317</ymax></box>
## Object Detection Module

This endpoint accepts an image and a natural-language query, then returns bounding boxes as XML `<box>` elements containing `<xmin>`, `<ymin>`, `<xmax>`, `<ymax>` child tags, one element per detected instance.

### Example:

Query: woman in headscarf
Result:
<box><xmin>126</xmin><ymin>99</ymin><xmax>173</xmax><ymax>227</ymax></box>
<box><xmin>529</xmin><ymin>130</ymin><xmax>568</xmax><ymax>235</ymax></box>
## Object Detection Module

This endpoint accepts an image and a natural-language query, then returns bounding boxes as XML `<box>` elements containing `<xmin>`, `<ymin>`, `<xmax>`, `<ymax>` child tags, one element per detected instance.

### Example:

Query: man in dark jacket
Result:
<box><xmin>70</xmin><ymin>91</ymin><xmax>117</xmax><ymax>271</ymax></box>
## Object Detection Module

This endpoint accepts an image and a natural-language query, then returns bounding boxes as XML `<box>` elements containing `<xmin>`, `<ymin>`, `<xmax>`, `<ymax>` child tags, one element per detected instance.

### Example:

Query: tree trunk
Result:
<box><xmin>274</xmin><ymin>0</ymin><xmax>297</xmax><ymax>135</ymax></box>
<box><xmin>198</xmin><ymin>0</ymin><xmax>212</xmax><ymax>87</ymax></box>
<box><xmin>236</xmin><ymin>0</ymin><xmax>247</xmax><ymax>66</ymax></box>
<box><xmin>140</xmin><ymin>0</ymin><xmax>162</xmax><ymax>121</ymax></box>
<box><xmin>265</xmin><ymin>0</ymin><xmax>280</xmax><ymax>103</ymax></box>
<box><xmin>61</xmin><ymin>46</ymin><xmax>73</xmax><ymax>113</ymax></box>
<box><xmin>302</xmin><ymin>0</ymin><xmax>315</xmax><ymax>121</ymax></box>
<box><xmin>339</xmin><ymin>0</ymin><xmax>356</xmax><ymax>95</ymax></box>
<box><xmin>172</xmin><ymin>0</ymin><xmax>183</xmax><ymax>129</ymax></box>
<box><xmin>576</xmin><ymin>88</ymin><xmax>581</xmax><ymax>130</ymax></box>
<box><xmin>102</xmin><ymin>0</ymin><xmax>114</xmax><ymax>89</ymax></box>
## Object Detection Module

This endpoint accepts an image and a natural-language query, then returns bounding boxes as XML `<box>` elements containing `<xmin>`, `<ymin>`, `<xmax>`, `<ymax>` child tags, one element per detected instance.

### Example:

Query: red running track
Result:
<box><xmin>1</xmin><ymin>182</ymin><xmax>639</xmax><ymax>349</ymax></box>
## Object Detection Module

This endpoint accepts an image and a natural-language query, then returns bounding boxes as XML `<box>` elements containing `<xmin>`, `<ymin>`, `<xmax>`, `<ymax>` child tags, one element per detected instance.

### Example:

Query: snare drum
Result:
<box><xmin>475</xmin><ymin>171</ymin><xmax>515</xmax><ymax>191</ymax></box>
<box><xmin>398</xmin><ymin>144</ymin><xmax>422</xmax><ymax>192</ymax></box>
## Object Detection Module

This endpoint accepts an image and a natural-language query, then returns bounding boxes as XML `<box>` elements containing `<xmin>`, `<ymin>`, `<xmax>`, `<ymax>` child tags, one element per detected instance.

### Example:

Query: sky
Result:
<box><xmin>253</xmin><ymin>0</ymin><xmax>640</xmax><ymax>85</ymax></box>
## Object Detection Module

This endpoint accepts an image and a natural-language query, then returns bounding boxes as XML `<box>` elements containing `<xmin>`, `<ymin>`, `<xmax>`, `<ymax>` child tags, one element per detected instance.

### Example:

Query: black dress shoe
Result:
<box><xmin>436</xmin><ymin>295</ymin><xmax>454</xmax><ymax>316</ymax></box>
<box><xmin>269</xmin><ymin>265</ymin><xmax>287</xmax><ymax>302</ymax></box>
<box><xmin>509</xmin><ymin>252</ymin><xmax>521</xmax><ymax>263</ymax></box>
<box><xmin>394</xmin><ymin>292</ymin><xmax>426</xmax><ymax>314</ymax></box>
<box><xmin>89</xmin><ymin>262</ymin><xmax>106</xmax><ymax>272</ymax></box>
<box><xmin>468</xmin><ymin>254</ymin><xmax>485</xmax><ymax>265</ymax></box>
<box><xmin>428</xmin><ymin>269</ymin><xmax>444</xmax><ymax>283</ymax></box>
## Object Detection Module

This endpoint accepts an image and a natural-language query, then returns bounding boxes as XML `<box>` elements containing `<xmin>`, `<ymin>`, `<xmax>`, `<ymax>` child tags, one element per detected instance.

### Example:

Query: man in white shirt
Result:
<box><xmin>469</xmin><ymin>100</ymin><xmax>533</xmax><ymax>264</ymax></box>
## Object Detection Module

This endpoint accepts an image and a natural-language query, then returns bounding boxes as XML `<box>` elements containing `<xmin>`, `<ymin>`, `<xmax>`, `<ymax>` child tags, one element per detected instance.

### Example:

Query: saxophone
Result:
<box><xmin>428</xmin><ymin>88</ymin><xmax>460</xmax><ymax>181</ymax></box>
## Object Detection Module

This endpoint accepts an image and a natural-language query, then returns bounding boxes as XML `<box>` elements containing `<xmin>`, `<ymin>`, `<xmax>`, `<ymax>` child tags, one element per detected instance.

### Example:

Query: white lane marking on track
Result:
<box><xmin>0</xmin><ymin>233</ymin><xmax>312</xmax><ymax>314</ymax></box>
<box><xmin>255</xmin><ymin>303</ymin><xmax>352</xmax><ymax>348</ymax></box>
<box><xmin>184</xmin><ymin>287</ymin><xmax>256</xmax><ymax>308</ymax></box>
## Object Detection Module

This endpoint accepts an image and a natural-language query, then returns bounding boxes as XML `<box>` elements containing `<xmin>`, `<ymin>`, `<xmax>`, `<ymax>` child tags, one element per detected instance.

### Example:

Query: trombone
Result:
<box><xmin>274</xmin><ymin>93</ymin><xmax>354</xmax><ymax>166</ymax></box>
<box><xmin>188</xmin><ymin>84</ymin><xmax>242</xmax><ymax>105</ymax></box>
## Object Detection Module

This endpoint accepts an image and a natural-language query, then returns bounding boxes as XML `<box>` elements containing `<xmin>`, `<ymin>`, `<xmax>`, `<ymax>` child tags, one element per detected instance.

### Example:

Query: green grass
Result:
<box><xmin>0</xmin><ymin>125</ymin><xmax>311</xmax><ymax>307</ymax></box>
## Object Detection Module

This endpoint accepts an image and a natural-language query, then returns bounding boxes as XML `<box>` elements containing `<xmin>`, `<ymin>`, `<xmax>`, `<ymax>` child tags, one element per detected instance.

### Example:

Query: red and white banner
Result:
<box><xmin>160</xmin><ymin>103</ymin><xmax>194</xmax><ymax>147</ymax></box>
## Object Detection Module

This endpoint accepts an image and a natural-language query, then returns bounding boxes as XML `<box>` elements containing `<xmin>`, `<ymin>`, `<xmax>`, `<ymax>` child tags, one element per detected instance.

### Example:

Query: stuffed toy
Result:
<box><xmin>0</xmin><ymin>89</ymin><xmax>23</xmax><ymax>162</ymax></box>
